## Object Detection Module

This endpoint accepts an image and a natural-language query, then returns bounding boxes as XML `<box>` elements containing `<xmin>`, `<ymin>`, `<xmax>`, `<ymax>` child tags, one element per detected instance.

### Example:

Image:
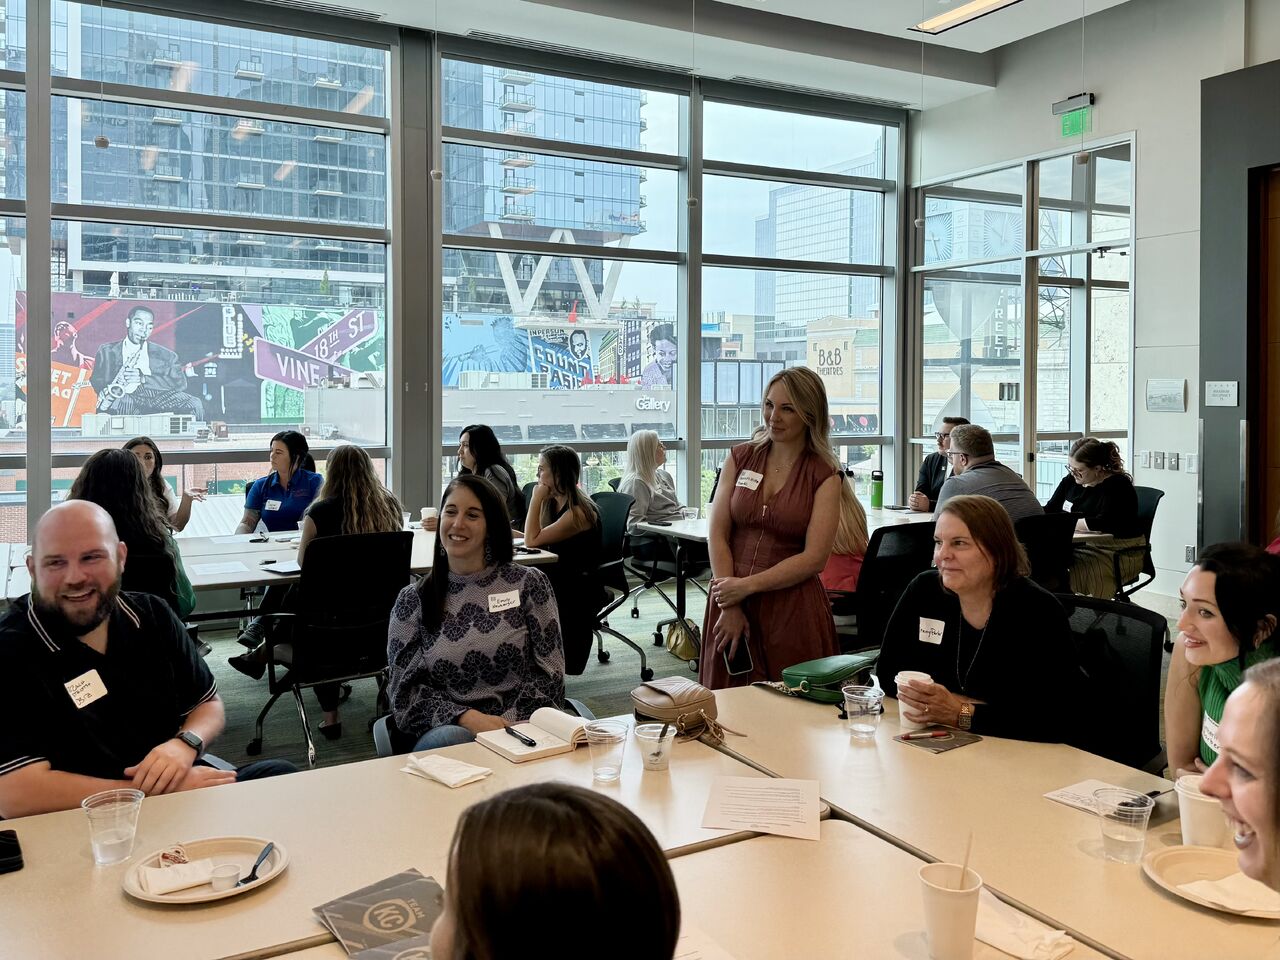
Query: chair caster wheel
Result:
<box><xmin>597</xmin><ymin>650</ymin><xmax>611</xmax><ymax>663</ymax></box>
<box><xmin>653</xmin><ymin>632</ymin><xmax>663</xmax><ymax>646</ymax></box>
<box><xmin>631</xmin><ymin>608</ymin><xmax>640</xmax><ymax>619</ymax></box>
<box><xmin>245</xmin><ymin>738</ymin><xmax>263</xmax><ymax>756</ymax></box>
<box><xmin>641</xmin><ymin>668</ymin><xmax>654</xmax><ymax>681</ymax></box>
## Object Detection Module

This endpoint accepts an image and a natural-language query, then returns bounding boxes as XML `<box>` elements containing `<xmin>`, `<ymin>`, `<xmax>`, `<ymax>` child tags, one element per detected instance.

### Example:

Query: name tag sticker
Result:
<box><xmin>1063</xmin><ymin>499</ymin><xmax>1074</xmax><ymax>513</ymax></box>
<box><xmin>1202</xmin><ymin>712</ymin><xmax>1221</xmax><ymax>754</ymax></box>
<box><xmin>736</xmin><ymin>470</ymin><xmax>763</xmax><ymax>491</ymax></box>
<box><xmin>488</xmin><ymin>590</ymin><xmax>520</xmax><ymax>613</ymax></box>
<box><xmin>264</xmin><ymin>499</ymin><xmax>283</xmax><ymax>512</ymax></box>
<box><xmin>65</xmin><ymin>669</ymin><xmax>108</xmax><ymax>709</ymax></box>
<box><xmin>918</xmin><ymin>617</ymin><xmax>945</xmax><ymax>645</ymax></box>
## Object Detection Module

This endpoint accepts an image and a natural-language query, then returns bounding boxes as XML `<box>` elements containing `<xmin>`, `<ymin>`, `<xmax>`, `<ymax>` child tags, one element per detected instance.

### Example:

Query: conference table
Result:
<box><xmin>711</xmin><ymin>686</ymin><xmax>1280</xmax><ymax>960</ymax></box>
<box><xmin>1</xmin><ymin>529</ymin><xmax>557</xmax><ymax>602</ymax></box>
<box><xmin>0</xmin><ymin>727</ymin><xmax>772</xmax><ymax>960</ymax></box>
<box><xmin>281</xmin><ymin>819</ymin><xmax>1109</xmax><ymax>960</ymax></box>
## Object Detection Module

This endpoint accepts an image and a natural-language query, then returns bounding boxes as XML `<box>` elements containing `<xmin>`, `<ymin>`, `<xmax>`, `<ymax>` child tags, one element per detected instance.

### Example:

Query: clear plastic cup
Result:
<box><xmin>894</xmin><ymin>671</ymin><xmax>933</xmax><ymax>731</ymax></box>
<box><xmin>635</xmin><ymin>723</ymin><xmax>676</xmax><ymax>771</ymax></box>
<box><xmin>82</xmin><ymin>788</ymin><xmax>144</xmax><ymax>865</ymax></box>
<box><xmin>401</xmin><ymin>511</ymin><xmax>412</xmax><ymax>529</ymax></box>
<box><xmin>918</xmin><ymin>863</ymin><xmax>982</xmax><ymax>960</ymax></box>
<box><xmin>680</xmin><ymin>507</ymin><xmax>699</xmax><ymax>521</ymax></box>
<box><xmin>585</xmin><ymin>720</ymin><xmax>628</xmax><ymax>782</ymax></box>
<box><xmin>1176</xmin><ymin>774</ymin><xmax>1231</xmax><ymax>847</ymax></box>
<box><xmin>842</xmin><ymin>684</ymin><xmax>884</xmax><ymax>741</ymax></box>
<box><xmin>1093</xmin><ymin>787</ymin><xmax>1155</xmax><ymax>863</ymax></box>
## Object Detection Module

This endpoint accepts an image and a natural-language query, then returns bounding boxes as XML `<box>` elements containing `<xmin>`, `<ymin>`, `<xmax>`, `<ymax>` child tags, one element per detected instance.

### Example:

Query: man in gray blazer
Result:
<box><xmin>90</xmin><ymin>306</ymin><xmax>204</xmax><ymax>419</ymax></box>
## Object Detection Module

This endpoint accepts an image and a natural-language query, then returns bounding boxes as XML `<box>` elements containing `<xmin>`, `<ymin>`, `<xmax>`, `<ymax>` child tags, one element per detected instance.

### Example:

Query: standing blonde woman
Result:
<box><xmin>702</xmin><ymin>367</ymin><xmax>841</xmax><ymax>688</ymax></box>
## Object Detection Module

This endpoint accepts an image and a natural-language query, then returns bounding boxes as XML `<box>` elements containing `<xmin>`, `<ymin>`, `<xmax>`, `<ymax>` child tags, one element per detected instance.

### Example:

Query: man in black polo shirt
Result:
<box><xmin>0</xmin><ymin>501</ymin><xmax>292</xmax><ymax>819</ymax></box>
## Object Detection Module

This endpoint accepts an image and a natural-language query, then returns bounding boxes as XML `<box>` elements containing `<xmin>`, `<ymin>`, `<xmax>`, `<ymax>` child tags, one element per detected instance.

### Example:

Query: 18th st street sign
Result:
<box><xmin>254</xmin><ymin>309</ymin><xmax>377</xmax><ymax>391</ymax></box>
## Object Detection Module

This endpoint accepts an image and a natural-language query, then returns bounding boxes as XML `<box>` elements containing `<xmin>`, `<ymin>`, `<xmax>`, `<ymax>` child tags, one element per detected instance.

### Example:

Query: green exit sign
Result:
<box><xmin>1061</xmin><ymin>106</ymin><xmax>1093</xmax><ymax>138</ymax></box>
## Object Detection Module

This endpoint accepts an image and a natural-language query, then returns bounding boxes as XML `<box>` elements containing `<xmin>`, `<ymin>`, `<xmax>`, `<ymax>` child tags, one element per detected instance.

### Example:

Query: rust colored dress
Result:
<box><xmin>700</xmin><ymin>442</ymin><xmax>839</xmax><ymax>689</ymax></box>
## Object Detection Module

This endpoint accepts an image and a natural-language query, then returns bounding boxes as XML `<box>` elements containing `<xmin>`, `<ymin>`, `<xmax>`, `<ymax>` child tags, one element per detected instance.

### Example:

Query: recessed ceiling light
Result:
<box><xmin>910</xmin><ymin>0</ymin><xmax>1028</xmax><ymax>35</ymax></box>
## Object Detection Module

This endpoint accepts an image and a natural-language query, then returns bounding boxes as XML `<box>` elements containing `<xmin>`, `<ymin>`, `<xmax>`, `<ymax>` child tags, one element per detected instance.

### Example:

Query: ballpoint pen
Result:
<box><xmin>900</xmin><ymin>731</ymin><xmax>951</xmax><ymax>741</ymax></box>
<box><xmin>504</xmin><ymin>726</ymin><xmax>537</xmax><ymax>747</ymax></box>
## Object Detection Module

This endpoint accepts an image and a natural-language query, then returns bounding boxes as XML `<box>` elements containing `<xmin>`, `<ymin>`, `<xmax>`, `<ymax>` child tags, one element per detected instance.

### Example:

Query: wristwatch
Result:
<box><xmin>175</xmin><ymin>730</ymin><xmax>205</xmax><ymax>758</ymax></box>
<box><xmin>957</xmin><ymin>702</ymin><xmax>975</xmax><ymax>731</ymax></box>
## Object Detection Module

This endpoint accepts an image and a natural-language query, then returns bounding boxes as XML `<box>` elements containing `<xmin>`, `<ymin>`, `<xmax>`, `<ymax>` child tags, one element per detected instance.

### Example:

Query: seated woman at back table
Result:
<box><xmin>1164</xmin><ymin>542</ymin><xmax>1280</xmax><ymax>779</ymax></box>
<box><xmin>387</xmin><ymin>474</ymin><xmax>565</xmax><ymax>752</ymax></box>
<box><xmin>877</xmin><ymin>494</ymin><xmax>1074</xmax><ymax>742</ymax></box>
<box><xmin>124</xmin><ymin>435</ymin><xmax>205</xmax><ymax>532</ymax></box>
<box><xmin>230</xmin><ymin>444</ymin><xmax>405</xmax><ymax>738</ymax></box>
<box><xmin>820</xmin><ymin>475</ymin><xmax>869</xmax><ymax>593</ymax></box>
<box><xmin>702</xmin><ymin>366</ymin><xmax>841</xmax><ymax>689</ymax></box>
<box><xmin>524</xmin><ymin>444</ymin><xmax>603</xmax><ymax>676</ymax></box>
<box><xmin>1044</xmin><ymin>437</ymin><xmax>1143</xmax><ymax>598</ymax></box>
<box><xmin>425</xmin><ymin>424</ymin><xmax>524</xmax><ymax>531</ymax></box>
<box><xmin>428</xmin><ymin>783</ymin><xmax>680</xmax><ymax>960</ymax></box>
<box><xmin>68</xmin><ymin>448</ymin><xmax>196</xmax><ymax>619</ymax></box>
<box><xmin>1202</xmin><ymin>659</ymin><xmax>1280</xmax><ymax>892</ymax></box>
<box><xmin>619</xmin><ymin>429</ymin><xmax>685</xmax><ymax>535</ymax></box>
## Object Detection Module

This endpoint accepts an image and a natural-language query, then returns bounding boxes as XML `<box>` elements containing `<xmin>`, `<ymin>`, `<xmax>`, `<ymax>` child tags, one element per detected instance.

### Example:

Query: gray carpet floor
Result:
<box><xmin>206</xmin><ymin>580</ymin><xmax>707</xmax><ymax>770</ymax></box>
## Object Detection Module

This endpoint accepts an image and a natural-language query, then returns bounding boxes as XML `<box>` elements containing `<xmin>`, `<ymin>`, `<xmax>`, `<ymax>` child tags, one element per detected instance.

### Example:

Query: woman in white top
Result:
<box><xmin>618</xmin><ymin>430</ymin><xmax>684</xmax><ymax>535</ymax></box>
<box><xmin>125</xmin><ymin>435</ymin><xmax>205</xmax><ymax>532</ymax></box>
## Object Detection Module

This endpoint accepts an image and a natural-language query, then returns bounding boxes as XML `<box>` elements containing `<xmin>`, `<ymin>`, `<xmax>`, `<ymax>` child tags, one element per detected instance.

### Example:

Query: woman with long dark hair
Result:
<box><xmin>386</xmin><ymin>474</ymin><xmax>564</xmax><ymax>751</ymax></box>
<box><xmin>525</xmin><ymin>444</ymin><xmax>602</xmax><ymax>675</ymax></box>
<box><xmin>68</xmin><ymin>448</ymin><xmax>196</xmax><ymax>618</ymax></box>
<box><xmin>428</xmin><ymin>783</ymin><xmax>680</xmax><ymax>960</ymax></box>
<box><xmin>124</xmin><ymin>436</ymin><xmax>205</xmax><ymax>532</ymax></box>
<box><xmin>425</xmin><ymin>424</ymin><xmax>525</xmax><ymax>530</ymax></box>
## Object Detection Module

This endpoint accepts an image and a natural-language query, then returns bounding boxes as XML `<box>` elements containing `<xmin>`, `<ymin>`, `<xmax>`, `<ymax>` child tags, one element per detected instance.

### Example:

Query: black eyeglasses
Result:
<box><xmin>1065</xmin><ymin>464</ymin><xmax>1086</xmax><ymax>478</ymax></box>
<box><xmin>934</xmin><ymin>432</ymin><xmax>952</xmax><ymax>441</ymax></box>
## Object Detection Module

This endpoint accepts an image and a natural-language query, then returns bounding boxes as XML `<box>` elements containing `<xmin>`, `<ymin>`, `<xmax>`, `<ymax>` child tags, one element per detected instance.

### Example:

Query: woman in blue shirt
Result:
<box><xmin>235</xmin><ymin>431</ymin><xmax>321</xmax><ymax>535</ymax></box>
<box><xmin>231</xmin><ymin>430</ymin><xmax>320</xmax><ymax>652</ymax></box>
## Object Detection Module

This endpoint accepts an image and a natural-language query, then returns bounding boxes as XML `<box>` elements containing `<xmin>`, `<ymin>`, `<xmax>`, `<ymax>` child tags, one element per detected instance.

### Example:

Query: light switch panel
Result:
<box><xmin>1153</xmin><ymin>451</ymin><xmax>1166</xmax><ymax>469</ymax></box>
<box><xmin>1168</xmin><ymin>452</ymin><xmax>1180</xmax><ymax>471</ymax></box>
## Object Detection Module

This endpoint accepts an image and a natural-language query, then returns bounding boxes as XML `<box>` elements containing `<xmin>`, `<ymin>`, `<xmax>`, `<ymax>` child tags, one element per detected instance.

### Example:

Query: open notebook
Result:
<box><xmin>475</xmin><ymin>708</ymin><xmax>589</xmax><ymax>763</ymax></box>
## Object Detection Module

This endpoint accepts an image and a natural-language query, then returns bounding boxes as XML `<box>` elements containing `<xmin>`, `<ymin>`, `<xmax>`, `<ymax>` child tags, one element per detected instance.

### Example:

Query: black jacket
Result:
<box><xmin>914</xmin><ymin>452</ymin><xmax>950</xmax><ymax>510</ymax></box>
<box><xmin>1044</xmin><ymin>473</ymin><xmax>1140</xmax><ymax>537</ymax></box>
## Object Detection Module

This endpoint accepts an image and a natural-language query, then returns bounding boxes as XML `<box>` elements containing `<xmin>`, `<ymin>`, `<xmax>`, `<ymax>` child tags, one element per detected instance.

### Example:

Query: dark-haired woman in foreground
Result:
<box><xmin>430</xmin><ymin>783</ymin><xmax>680</xmax><ymax>960</ymax></box>
<box><xmin>387</xmin><ymin>474</ymin><xmax>565</xmax><ymax>752</ymax></box>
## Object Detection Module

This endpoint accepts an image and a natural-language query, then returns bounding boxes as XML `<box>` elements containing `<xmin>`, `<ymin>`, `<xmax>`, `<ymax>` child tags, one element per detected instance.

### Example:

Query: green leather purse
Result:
<box><xmin>776</xmin><ymin>652</ymin><xmax>878</xmax><ymax>704</ymax></box>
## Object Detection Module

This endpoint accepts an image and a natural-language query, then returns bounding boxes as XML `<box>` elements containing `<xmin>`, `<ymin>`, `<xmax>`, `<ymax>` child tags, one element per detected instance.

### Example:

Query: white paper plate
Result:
<box><xmin>1142</xmin><ymin>846</ymin><xmax>1280</xmax><ymax>919</ymax></box>
<box><xmin>123</xmin><ymin>836</ymin><xmax>289</xmax><ymax>904</ymax></box>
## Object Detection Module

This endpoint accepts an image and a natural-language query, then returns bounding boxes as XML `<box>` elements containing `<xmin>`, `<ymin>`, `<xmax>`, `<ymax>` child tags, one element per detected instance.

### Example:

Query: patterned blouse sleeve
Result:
<box><xmin>512</xmin><ymin>568</ymin><xmax>566</xmax><ymax>716</ymax></box>
<box><xmin>385</xmin><ymin>584</ymin><xmax>470</xmax><ymax>735</ymax></box>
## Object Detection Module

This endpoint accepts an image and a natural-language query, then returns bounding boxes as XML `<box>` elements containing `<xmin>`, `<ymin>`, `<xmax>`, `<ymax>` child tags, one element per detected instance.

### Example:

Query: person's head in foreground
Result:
<box><xmin>430</xmin><ymin>782</ymin><xmax>680</xmax><ymax>960</ymax></box>
<box><xmin>933</xmin><ymin>494</ymin><xmax>1029</xmax><ymax>599</ymax></box>
<box><xmin>1178</xmin><ymin>542</ymin><xmax>1280</xmax><ymax>673</ymax></box>
<box><xmin>28</xmin><ymin>500</ymin><xmax>125</xmax><ymax>638</ymax></box>
<box><xmin>1202</xmin><ymin>658</ymin><xmax>1280</xmax><ymax>891</ymax></box>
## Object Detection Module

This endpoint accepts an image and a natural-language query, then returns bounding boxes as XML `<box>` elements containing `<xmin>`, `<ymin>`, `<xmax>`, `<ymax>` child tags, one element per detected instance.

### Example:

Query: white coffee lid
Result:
<box><xmin>895</xmin><ymin>670</ymin><xmax>933</xmax><ymax>683</ymax></box>
<box><xmin>1175</xmin><ymin>774</ymin><xmax>1205</xmax><ymax>796</ymax></box>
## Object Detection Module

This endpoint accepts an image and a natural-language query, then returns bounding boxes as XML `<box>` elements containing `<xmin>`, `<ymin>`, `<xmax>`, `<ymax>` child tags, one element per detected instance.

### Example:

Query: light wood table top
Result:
<box><xmin>282</xmin><ymin>820</ymin><xmax>1109</xmax><ymax>960</ymax></box>
<box><xmin>711</xmin><ymin>686</ymin><xmax>1280</xmax><ymax>960</ymax></box>
<box><xmin>0</xmin><ymin>727</ymin><xmax>769</xmax><ymax>960</ymax></box>
<box><xmin>3</xmin><ymin>530</ymin><xmax>557</xmax><ymax>599</ymax></box>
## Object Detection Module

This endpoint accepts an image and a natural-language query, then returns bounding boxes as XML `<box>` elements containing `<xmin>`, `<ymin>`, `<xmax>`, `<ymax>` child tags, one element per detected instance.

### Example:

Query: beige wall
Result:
<box><xmin>917</xmin><ymin>0</ymin><xmax>1280</xmax><ymax>594</ymax></box>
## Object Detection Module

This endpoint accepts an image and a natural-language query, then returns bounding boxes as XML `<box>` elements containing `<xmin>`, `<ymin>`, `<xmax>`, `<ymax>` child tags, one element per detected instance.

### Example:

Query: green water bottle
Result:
<box><xmin>870</xmin><ymin>469</ymin><xmax>884</xmax><ymax>509</ymax></box>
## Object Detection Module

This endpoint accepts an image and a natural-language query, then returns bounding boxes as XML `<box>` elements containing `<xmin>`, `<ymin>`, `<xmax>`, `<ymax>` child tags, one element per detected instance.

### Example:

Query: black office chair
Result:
<box><xmin>1057</xmin><ymin>593</ymin><xmax>1168</xmax><ymax>772</ymax></box>
<box><xmin>833</xmin><ymin>522</ymin><xmax>937</xmax><ymax>653</ymax></box>
<box><xmin>591</xmin><ymin>491</ymin><xmax>654</xmax><ymax>680</ymax></box>
<box><xmin>372</xmin><ymin>698</ymin><xmax>597</xmax><ymax>758</ymax></box>
<box><xmin>607</xmin><ymin>477</ymin><xmax>621</xmax><ymax>491</ymax></box>
<box><xmin>521</xmin><ymin>481</ymin><xmax>538</xmax><ymax>517</ymax></box>
<box><xmin>1015</xmin><ymin>512</ymin><xmax>1077</xmax><ymax>594</ymax></box>
<box><xmin>1113</xmin><ymin>486</ymin><xmax>1164</xmax><ymax>601</ymax></box>
<box><xmin>247</xmin><ymin>531</ymin><xmax>413</xmax><ymax>767</ymax></box>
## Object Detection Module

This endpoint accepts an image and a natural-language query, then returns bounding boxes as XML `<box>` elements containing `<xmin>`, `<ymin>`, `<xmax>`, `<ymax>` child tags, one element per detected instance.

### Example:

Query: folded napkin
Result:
<box><xmin>976</xmin><ymin>889</ymin><xmax>1075</xmax><ymax>960</ymax></box>
<box><xmin>1179</xmin><ymin>871</ymin><xmax>1280</xmax><ymax>913</ymax></box>
<box><xmin>401</xmin><ymin>753</ymin><xmax>492</xmax><ymax>788</ymax></box>
<box><xmin>139</xmin><ymin>858</ymin><xmax>216</xmax><ymax>895</ymax></box>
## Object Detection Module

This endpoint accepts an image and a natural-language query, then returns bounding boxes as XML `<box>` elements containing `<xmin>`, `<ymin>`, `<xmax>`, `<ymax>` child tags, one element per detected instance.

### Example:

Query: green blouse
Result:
<box><xmin>1198</xmin><ymin>639</ymin><xmax>1278</xmax><ymax>764</ymax></box>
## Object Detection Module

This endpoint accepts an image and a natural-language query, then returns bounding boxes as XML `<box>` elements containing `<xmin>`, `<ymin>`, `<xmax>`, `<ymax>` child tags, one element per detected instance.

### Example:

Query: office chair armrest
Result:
<box><xmin>565</xmin><ymin>697</ymin><xmax>596</xmax><ymax>720</ymax></box>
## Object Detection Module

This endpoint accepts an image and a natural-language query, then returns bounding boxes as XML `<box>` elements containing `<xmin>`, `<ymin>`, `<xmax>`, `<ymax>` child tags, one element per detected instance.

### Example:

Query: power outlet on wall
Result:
<box><xmin>1153</xmin><ymin>451</ymin><xmax>1166</xmax><ymax>470</ymax></box>
<box><xmin>1168</xmin><ymin>452</ymin><xmax>1180</xmax><ymax>471</ymax></box>
<box><xmin>1185</xmin><ymin>545</ymin><xmax>1197</xmax><ymax>563</ymax></box>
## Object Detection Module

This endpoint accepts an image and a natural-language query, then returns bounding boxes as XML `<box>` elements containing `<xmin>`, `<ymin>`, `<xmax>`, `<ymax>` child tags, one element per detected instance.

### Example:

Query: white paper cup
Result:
<box><xmin>1176</xmin><ymin>774</ymin><xmax>1231</xmax><ymax>848</ymax></box>
<box><xmin>895</xmin><ymin>671</ymin><xmax>934</xmax><ymax>731</ymax></box>
<box><xmin>420</xmin><ymin>507</ymin><xmax>437</xmax><ymax>521</ymax></box>
<box><xmin>918</xmin><ymin>862</ymin><xmax>982</xmax><ymax>960</ymax></box>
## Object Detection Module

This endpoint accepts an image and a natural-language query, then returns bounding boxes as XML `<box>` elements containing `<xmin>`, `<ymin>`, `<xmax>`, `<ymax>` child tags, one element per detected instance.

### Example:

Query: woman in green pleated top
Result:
<box><xmin>1165</xmin><ymin>543</ymin><xmax>1280</xmax><ymax>779</ymax></box>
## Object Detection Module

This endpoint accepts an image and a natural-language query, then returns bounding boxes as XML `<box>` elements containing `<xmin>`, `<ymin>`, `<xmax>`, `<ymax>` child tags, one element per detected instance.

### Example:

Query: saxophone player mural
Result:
<box><xmin>89</xmin><ymin>306</ymin><xmax>205</xmax><ymax>418</ymax></box>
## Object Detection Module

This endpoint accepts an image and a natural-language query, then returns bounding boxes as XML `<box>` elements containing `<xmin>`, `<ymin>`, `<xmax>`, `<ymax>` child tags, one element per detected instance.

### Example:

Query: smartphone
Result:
<box><xmin>0</xmin><ymin>830</ymin><xmax>23</xmax><ymax>874</ymax></box>
<box><xmin>648</xmin><ymin>520</ymin><xmax>672</xmax><ymax>526</ymax></box>
<box><xmin>883</xmin><ymin>504</ymin><xmax>910</xmax><ymax>511</ymax></box>
<box><xmin>724</xmin><ymin>638</ymin><xmax>753</xmax><ymax>676</ymax></box>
